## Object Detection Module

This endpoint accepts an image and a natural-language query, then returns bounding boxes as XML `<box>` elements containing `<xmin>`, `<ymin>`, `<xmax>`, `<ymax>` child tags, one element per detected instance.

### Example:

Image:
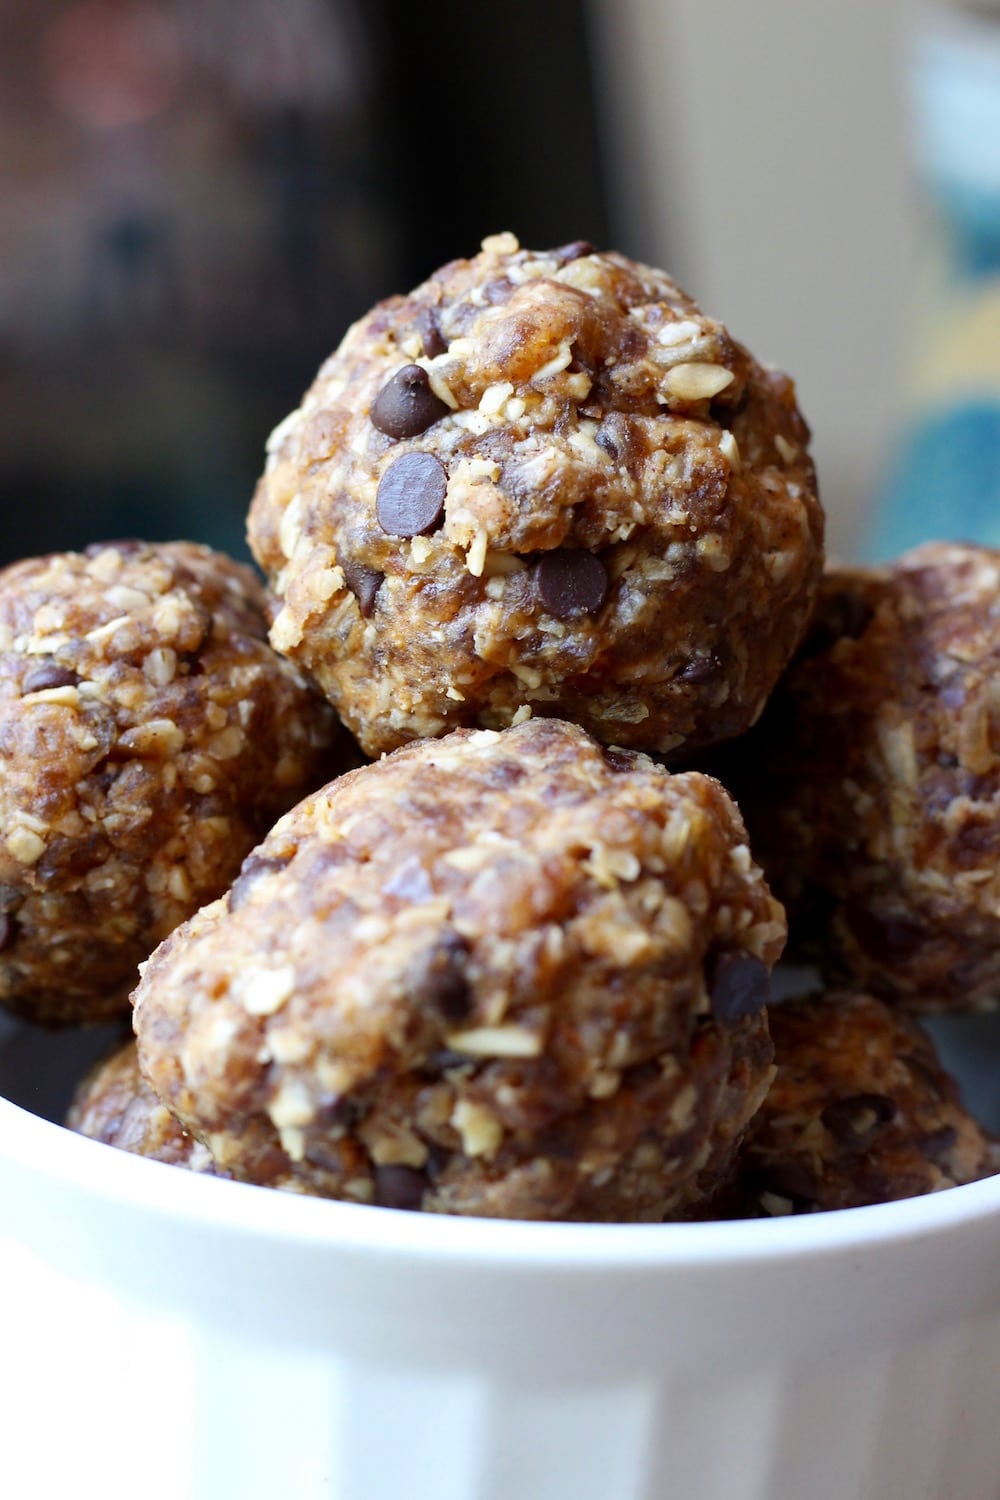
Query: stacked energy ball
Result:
<box><xmin>5</xmin><ymin>235</ymin><xmax>995</xmax><ymax>1219</ymax></box>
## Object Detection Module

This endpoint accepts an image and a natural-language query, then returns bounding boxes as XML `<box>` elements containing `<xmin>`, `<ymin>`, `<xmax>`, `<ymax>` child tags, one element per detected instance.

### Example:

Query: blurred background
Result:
<box><xmin>1</xmin><ymin>0</ymin><xmax>998</xmax><ymax>567</ymax></box>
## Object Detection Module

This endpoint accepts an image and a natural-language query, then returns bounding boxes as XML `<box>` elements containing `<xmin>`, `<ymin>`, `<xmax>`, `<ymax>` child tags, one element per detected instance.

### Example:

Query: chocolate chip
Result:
<box><xmin>821</xmin><ymin>1093</ymin><xmax>898</xmax><ymax>1147</ymax></box>
<box><xmin>487</xmin><ymin>760</ymin><xmax>526</xmax><ymax>789</ymax></box>
<box><xmin>677</xmin><ymin>654</ymin><xmax>721</xmax><ymax>685</ymax></box>
<box><xmin>39</xmin><ymin>831</ymin><xmax>107</xmax><ymax>881</ymax></box>
<box><xmin>22</xmin><ymin>663</ymin><xmax>80</xmax><ymax>694</ymax></box>
<box><xmin>370</xmin><ymin>365</ymin><xmax>449</xmax><ymax>441</ymax></box>
<box><xmin>415</xmin><ymin>307</ymin><xmax>447</xmax><ymax>358</ymax></box>
<box><xmin>566</xmin><ymin>342</ymin><xmax>592</xmax><ymax>375</ymax></box>
<box><xmin>317</xmin><ymin>1094</ymin><xmax>362</xmax><ymax>1130</ymax></box>
<box><xmin>920</xmin><ymin>1125</ymin><xmax>958</xmax><ymax>1166</ymax></box>
<box><xmin>846</xmin><ymin>907</ymin><xmax>926</xmax><ymax>966</ymax></box>
<box><xmin>228</xmin><ymin>852</ymin><xmax>292</xmax><ymax>911</ymax></box>
<box><xmin>602</xmin><ymin>746</ymin><xmax>638</xmax><ymax>774</ymax></box>
<box><xmin>535</xmin><ymin>550</ymin><xmax>608</xmax><ymax>620</ymax></box>
<box><xmin>550</xmin><ymin>240</ymin><xmax>595</xmax><ymax>265</ymax></box>
<box><xmin>341</xmin><ymin>559</ymin><xmax>383</xmax><ymax>618</ymax></box>
<box><xmin>426</xmin><ymin>1049</ymin><xmax>473</xmax><ymax>1073</ymax></box>
<box><xmin>707</xmin><ymin>951</ymin><xmax>770</xmax><ymax>1025</ymax></box>
<box><xmin>374</xmin><ymin>1164</ymin><xmax>428</xmax><ymax>1211</ymax></box>
<box><xmin>798</xmin><ymin>590</ymin><xmax>874</xmax><ymax>660</ymax></box>
<box><xmin>758</xmin><ymin>1162</ymin><xmax>818</xmax><ymax>1207</ymax></box>
<box><xmin>595</xmin><ymin>413</ymin><xmax>639</xmax><ymax>467</ymax></box>
<box><xmin>0</xmin><ymin>912</ymin><xmax>17</xmax><ymax>952</ymax></box>
<box><xmin>376</xmin><ymin>452</ymin><xmax>448</xmax><ymax>537</ymax></box>
<box><xmin>0</xmin><ymin>884</ymin><xmax>23</xmax><ymax>914</ymax></box>
<box><xmin>420</xmin><ymin>934</ymin><xmax>472</xmax><ymax>1023</ymax></box>
<box><xmin>482</xmin><ymin>277</ymin><xmax>513</xmax><ymax>305</ymax></box>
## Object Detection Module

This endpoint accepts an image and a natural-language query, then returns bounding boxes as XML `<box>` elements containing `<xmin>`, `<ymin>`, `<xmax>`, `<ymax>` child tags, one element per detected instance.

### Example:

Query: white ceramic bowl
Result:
<box><xmin>1</xmin><ymin>1009</ymin><xmax>999</xmax><ymax>1500</ymax></box>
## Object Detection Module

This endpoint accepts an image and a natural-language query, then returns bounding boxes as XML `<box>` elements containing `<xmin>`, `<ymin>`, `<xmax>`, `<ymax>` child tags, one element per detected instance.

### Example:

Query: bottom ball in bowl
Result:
<box><xmin>67</xmin><ymin>1039</ymin><xmax>217</xmax><ymax>1175</ymax></box>
<box><xmin>132</xmin><ymin>717</ymin><xmax>786</xmax><ymax>1221</ymax></box>
<box><xmin>720</xmin><ymin>991</ymin><xmax>997</xmax><ymax>1217</ymax></box>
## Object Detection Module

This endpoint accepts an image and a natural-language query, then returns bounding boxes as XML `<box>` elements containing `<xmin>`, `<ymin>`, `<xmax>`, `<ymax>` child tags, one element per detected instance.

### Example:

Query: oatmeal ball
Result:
<box><xmin>718</xmin><ymin>544</ymin><xmax>1000</xmax><ymax>1010</ymax></box>
<box><xmin>720</xmin><ymin>992</ymin><xmax>997</xmax><ymax>1216</ymax></box>
<box><xmin>250</xmin><ymin>232</ymin><xmax>823</xmax><ymax>758</ymax></box>
<box><xmin>67</xmin><ymin>1040</ymin><xmax>217</xmax><ymax>1174</ymax></box>
<box><xmin>0</xmin><ymin>541</ymin><xmax>341</xmax><ymax>1025</ymax></box>
<box><xmin>133</xmin><ymin>718</ymin><xmax>785</xmax><ymax>1222</ymax></box>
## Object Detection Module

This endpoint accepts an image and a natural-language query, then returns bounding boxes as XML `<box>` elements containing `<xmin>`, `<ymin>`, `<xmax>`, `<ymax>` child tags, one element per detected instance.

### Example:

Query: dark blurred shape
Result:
<box><xmin>370</xmin><ymin>0</ymin><xmax>611</xmax><ymax>280</ymax></box>
<box><xmin>0</xmin><ymin>0</ymin><xmax>610</xmax><ymax>568</ymax></box>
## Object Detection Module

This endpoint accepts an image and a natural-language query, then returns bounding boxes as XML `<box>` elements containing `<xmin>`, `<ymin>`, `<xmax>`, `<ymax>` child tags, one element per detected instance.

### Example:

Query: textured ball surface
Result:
<box><xmin>0</xmin><ymin>541</ymin><xmax>341</xmax><ymax>1023</ymax></box>
<box><xmin>134</xmin><ymin>718</ymin><xmax>785</xmax><ymax>1221</ymax></box>
<box><xmin>250</xmin><ymin>233</ymin><xmax>823</xmax><ymax>758</ymax></box>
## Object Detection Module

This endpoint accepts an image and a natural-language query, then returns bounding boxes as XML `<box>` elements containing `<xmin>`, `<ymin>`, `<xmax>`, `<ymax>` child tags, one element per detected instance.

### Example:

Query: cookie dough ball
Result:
<box><xmin>0</xmin><ymin>541</ymin><xmax>341</xmax><ymax>1025</ymax></box>
<box><xmin>67</xmin><ymin>1040</ymin><xmax>216</xmax><ymax>1173</ymax></box>
<box><xmin>250</xmin><ymin>232</ymin><xmax>823</xmax><ymax>759</ymax></box>
<box><xmin>721</xmin><ymin>992</ymin><xmax>996</xmax><ymax>1215</ymax></box>
<box><xmin>133</xmin><ymin>718</ymin><xmax>785</xmax><ymax>1222</ymax></box>
<box><xmin>719</xmin><ymin>544</ymin><xmax>1000</xmax><ymax>1010</ymax></box>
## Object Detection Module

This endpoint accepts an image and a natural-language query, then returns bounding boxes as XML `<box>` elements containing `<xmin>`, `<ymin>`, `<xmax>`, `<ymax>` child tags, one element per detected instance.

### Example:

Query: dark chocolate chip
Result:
<box><xmin>22</xmin><ymin>663</ymin><xmax>80</xmax><ymax>694</ymax></box>
<box><xmin>677</xmin><ymin>654</ymin><xmax>721</xmax><ymax>685</ymax></box>
<box><xmin>483</xmin><ymin>276</ymin><xmax>513</xmax><ymax>305</ymax></box>
<box><xmin>595</xmin><ymin>413</ymin><xmax>640</xmax><ymax>467</ymax></box>
<box><xmin>376</xmin><ymin>452</ymin><xmax>448</xmax><ymax>537</ymax></box>
<box><xmin>421</xmin><ymin>934</ymin><xmax>472</xmax><ymax>1022</ymax></box>
<box><xmin>535</xmin><ymin>550</ymin><xmax>608</xmax><ymax>620</ymax></box>
<box><xmin>550</xmin><ymin>240</ymin><xmax>595</xmax><ymax>265</ymax></box>
<box><xmin>602</xmin><ymin>746</ymin><xmax>638</xmax><ymax>774</ymax></box>
<box><xmin>0</xmin><ymin>883</ymin><xmax>20</xmax><ymax>911</ymax></box>
<box><xmin>758</xmin><ymin>1161</ymin><xmax>818</xmax><ymax>1207</ymax></box>
<box><xmin>317</xmin><ymin>1093</ymin><xmax>362</xmax><ymax>1130</ymax></box>
<box><xmin>798</xmin><ymin>590</ymin><xmax>874</xmax><ymax>660</ymax></box>
<box><xmin>341</xmin><ymin>559</ymin><xmax>383</xmax><ymax>618</ymax></box>
<box><xmin>487</xmin><ymin>759</ymin><xmax>526</xmax><ymax>789</ymax></box>
<box><xmin>0</xmin><ymin>912</ymin><xmax>16</xmax><ymax>952</ymax></box>
<box><xmin>415</xmin><ymin>307</ymin><xmax>447</xmax><ymax>358</ymax></box>
<box><xmin>228</xmin><ymin>852</ymin><xmax>293</xmax><ymax>911</ymax></box>
<box><xmin>38</xmin><ymin>831</ymin><xmax>107</xmax><ymax>881</ymax></box>
<box><xmin>821</xmin><ymin>1093</ymin><xmax>898</xmax><ymax>1147</ymax></box>
<box><xmin>370</xmin><ymin>364</ymin><xmax>449</xmax><ymax>441</ymax></box>
<box><xmin>846</xmin><ymin>907</ymin><xmax>926</xmax><ymax>966</ymax></box>
<box><xmin>707</xmin><ymin>951</ymin><xmax>771</xmax><ymax>1025</ymax></box>
<box><xmin>374</xmin><ymin>1164</ymin><xmax>428</xmax><ymax>1211</ymax></box>
<box><xmin>426</xmin><ymin>1049</ymin><xmax>473</xmax><ymax>1073</ymax></box>
<box><xmin>920</xmin><ymin>1125</ymin><xmax>958</xmax><ymax>1166</ymax></box>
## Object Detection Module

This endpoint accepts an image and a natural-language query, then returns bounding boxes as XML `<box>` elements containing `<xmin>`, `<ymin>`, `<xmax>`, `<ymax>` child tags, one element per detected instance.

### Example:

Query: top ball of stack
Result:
<box><xmin>249</xmin><ymin>233</ymin><xmax>824</xmax><ymax>758</ymax></box>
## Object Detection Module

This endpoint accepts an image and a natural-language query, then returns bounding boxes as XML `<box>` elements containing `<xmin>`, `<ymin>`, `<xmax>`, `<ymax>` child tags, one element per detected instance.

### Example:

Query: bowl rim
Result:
<box><xmin>3</xmin><ymin>1090</ymin><xmax>999</xmax><ymax>1270</ymax></box>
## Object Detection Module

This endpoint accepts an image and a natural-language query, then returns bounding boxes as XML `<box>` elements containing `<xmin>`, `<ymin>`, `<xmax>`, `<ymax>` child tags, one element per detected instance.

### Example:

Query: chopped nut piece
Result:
<box><xmin>663</xmin><ymin>362</ymin><xmax>735</xmax><ymax>401</ymax></box>
<box><xmin>445</xmin><ymin>1025</ymin><xmax>544</xmax><ymax>1059</ymax></box>
<box><xmin>451</xmin><ymin>1098</ymin><xmax>504</xmax><ymax>1157</ymax></box>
